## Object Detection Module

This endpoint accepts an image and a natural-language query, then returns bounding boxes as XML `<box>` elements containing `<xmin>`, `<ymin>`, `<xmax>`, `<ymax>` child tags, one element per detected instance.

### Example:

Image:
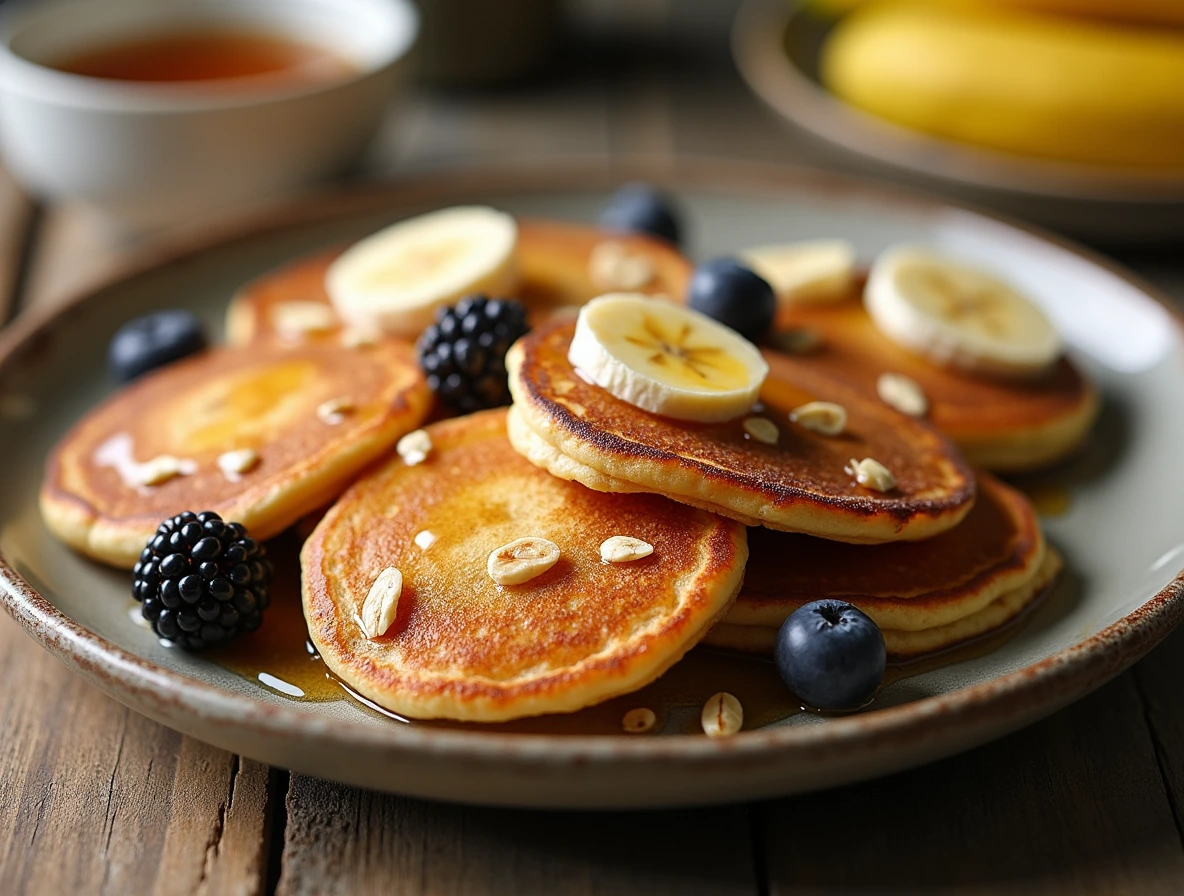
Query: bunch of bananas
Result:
<box><xmin>815</xmin><ymin>0</ymin><xmax>1184</xmax><ymax>169</ymax></box>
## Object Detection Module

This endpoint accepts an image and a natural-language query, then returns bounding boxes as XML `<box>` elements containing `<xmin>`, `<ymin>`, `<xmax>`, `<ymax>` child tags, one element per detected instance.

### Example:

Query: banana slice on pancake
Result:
<box><xmin>568</xmin><ymin>294</ymin><xmax>769</xmax><ymax>423</ymax></box>
<box><xmin>41</xmin><ymin>341</ymin><xmax>431</xmax><ymax>568</ymax></box>
<box><xmin>865</xmin><ymin>246</ymin><xmax>1062</xmax><ymax>378</ymax></box>
<box><xmin>302</xmin><ymin>409</ymin><xmax>747</xmax><ymax>722</ymax></box>
<box><xmin>740</xmin><ymin>239</ymin><xmax>855</xmax><ymax>306</ymax></box>
<box><xmin>325</xmin><ymin>206</ymin><xmax>519</xmax><ymax>337</ymax></box>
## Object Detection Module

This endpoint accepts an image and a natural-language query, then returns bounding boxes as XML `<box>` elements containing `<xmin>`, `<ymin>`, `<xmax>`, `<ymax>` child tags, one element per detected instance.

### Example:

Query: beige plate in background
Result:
<box><xmin>731</xmin><ymin>0</ymin><xmax>1184</xmax><ymax>241</ymax></box>
<box><xmin>1</xmin><ymin>160</ymin><xmax>1183</xmax><ymax>808</ymax></box>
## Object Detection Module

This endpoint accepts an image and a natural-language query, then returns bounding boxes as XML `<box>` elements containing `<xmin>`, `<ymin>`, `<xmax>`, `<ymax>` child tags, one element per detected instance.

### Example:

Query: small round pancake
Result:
<box><xmin>705</xmin><ymin>547</ymin><xmax>1062</xmax><ymax>662</ymax></box>
<box><xmin>507</xmin><ymin>318</ymin><xmax>976</xmax><ymax>544</ymax></box>
<box><xmin>41</xmin><ymin>341</ymin><xmax>431</xmax><ymax>568</ymax></box>
<box><xmin>778</xmin><ymin>294</ymin><xmax>1098</xmax><ymax>472</ymax></box>
<box><xmin>726</xmin><ymin>472</ymin><xmax>1044</xmax><ymax>632</ymax></box>
<box><xmin>226</xmin><ymin>219</ymin><xmax>692</xmax><ymax>347</ymax></box>
<box><xmin>302</xmin><ymin>409</ymin><xmax>748</xmax><ymax>722</ymax></box>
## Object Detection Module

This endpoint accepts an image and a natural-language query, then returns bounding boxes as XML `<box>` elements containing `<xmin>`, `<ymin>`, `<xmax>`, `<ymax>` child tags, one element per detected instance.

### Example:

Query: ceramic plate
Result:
<box><xmin>731</xmin><ymin>0</ymin><xmax>1184</xmax><ymax>241</ymax></box>
<box><xmin>2</xmin><ymin>160</ymin><xmax>1182</xmax><ymax>809</ymax></box>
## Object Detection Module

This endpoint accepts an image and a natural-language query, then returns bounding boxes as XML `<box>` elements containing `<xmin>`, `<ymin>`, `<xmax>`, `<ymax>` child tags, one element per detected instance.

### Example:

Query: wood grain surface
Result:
<box><xmin>2</xmin><ymin>7</ymin><xmax>1184</xmax><ymax>893</ymax></box>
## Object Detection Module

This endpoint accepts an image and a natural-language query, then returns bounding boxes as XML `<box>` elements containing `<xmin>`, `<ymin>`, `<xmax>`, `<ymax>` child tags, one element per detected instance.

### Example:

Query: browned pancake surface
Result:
<box><xmin>731</xmin><ymin>472</ymin><xmax>1043</xmax><ymax>631</ymax></box>
<box><xmin>302</xmin><ymin>409</ymin><xmax>747</xmax><ymax>721</ymax></box>
<box><xmin>42</xmin><ymin>341</ymin><xmax>430</xmax><ymax>567</ymax></box>
<box><xmin>778</xmin><ymin>295</ymin><xmax>1098</xmax><ymax>470</ymax></box>
<box><xmin>510</xmin><ymin>319</ymin><xmax>976</xmax><ymax>543</ymax></box>
<box><xmin>227</xmin><ymin>219</ymin><xmax>692</xmax><ymax>347</ymax></box>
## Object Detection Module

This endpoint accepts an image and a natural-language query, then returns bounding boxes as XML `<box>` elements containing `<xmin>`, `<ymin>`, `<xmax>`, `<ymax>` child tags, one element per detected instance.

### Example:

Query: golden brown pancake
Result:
<box><xmin>705</xmin><ymin>548</ymin><xmax>1062</xmax><ymax>662</ymax></box>
<box><xmin>302</xmin><ymin>409</ymin><xmax>748</xmax><ymax>722</ymax></box>
<box><xmin>507</xmin><ymin>318</ymin><xmax>976</xmax><ymax>544</ymax></box>
<box><xmin>41</xmin><ymin>341</ymin><xmax>431</xmax><ymax>568</ymax></box>
<box><xmin>225</xmin><ymin>219</ymin><xmax>692</xmax><ymax>347</ymax></box>
<box><xmin>777</xmin><ymin>293</ymin><xmax>1098</xmax><ymax>472</ymax></box>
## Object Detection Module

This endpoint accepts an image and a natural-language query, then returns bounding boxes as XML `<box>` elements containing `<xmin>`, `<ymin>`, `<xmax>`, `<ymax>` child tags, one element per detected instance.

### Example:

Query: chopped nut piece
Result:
<box><xmin>136</xmin><ymin>455</ymin><xmax>189</xmax><ymax>487</ymax></box>
<box><xmin>600</xmin><ymin>535</ymin><xmax>654</xmax><ymax>563</ymax></box>
<box><xmin>622</xmin><ymin>707</ymin><xmax>657</xmax><ymax>733</ymax></box>
<box><xmin>770</xmin><ymin>328</ymin><xmax>822</xmax><ymax>355</ymax></box>
<box><xmin>588</xmin><ymin>240</ymin><xmax>656</xmax><ymax>291</ymax></box>
<box><xmin>273</xmin><ymin>301</ymin><xmax>338</xmax><ymax>338</ymax></box>
<box><xmin>742</xmin><ymin>417</ymin><xmax>779</xmax><ymax>445</ymax></box>
<box><xmin>790</xmin><ymin>401</ymin><xmax>847</xmax><ymax>436</ymax></box>
<box><xmin>397</xmin><ymin>429</ymin><xmax>433</xmax><ymax>466</ymax></box>
<box><xmin>414</xmin><ymin>529</ymin><xmax>438</xmax><ymax>551</ymax></box>
<box><xmin>341</xmin><ymin>327</ymin><xmax>380</xmax><ymax>349</ymax></box>
<box><xmin>317</xmin><ymin>397</ymin><xmax>354</xmax><ymax>425</ymax></box>
<box><xmin>846</xmin><ymin>457</ymin><xmax>897</xmax><ymax>493</ymax></box>
<box><xmin>217</xmin><ymin>448</ymin><xmax>260</xmax><ymax>480</ymax></box>
<box><xmin>360</xmin><ymin>567</ymin><xmax>403</xmax><ymax>639</ymax></box>
<box><xmin>877</xmin><ymin>372</ymin><xmax>928</xmax><ymax>418</ymax></box>
<box><xmin>488</xmin><ymin>537</ymin><xmax>561</xmax><ymax>586</ymax></box>
<box><xmin>701</xmin><ymin>692</ymin><xmax>743</xmax><ymax>738</ymax></box>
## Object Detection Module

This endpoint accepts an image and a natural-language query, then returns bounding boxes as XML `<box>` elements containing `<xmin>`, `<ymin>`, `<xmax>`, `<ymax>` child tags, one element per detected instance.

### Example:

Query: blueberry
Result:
<box><xmin>774</xmin><ymin>600</ymin><xmax>886</xmax><ymax>711</ymax></box>
<box><xmin>599</xmin><ymin>183</ymin><xmax>682</xmax><ymax>246</ymax></box>
<box><xmin>687</xmin><ymin>258</ymin><xmax>776</xmax><ymax>341</ymax></box>
<box><xmin>108</xmin><ymin>310</ymin><xmax>206</xmax><ymax>383</ymax></box>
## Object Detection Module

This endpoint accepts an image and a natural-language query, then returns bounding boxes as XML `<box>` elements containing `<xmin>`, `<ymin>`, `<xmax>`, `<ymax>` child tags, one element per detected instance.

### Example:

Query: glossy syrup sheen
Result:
<box><xmin>208</xmin><ymin>534</ymin><xmax>1057</xmax><ymax>735</ymax></box>
<box><xmin>52</xmin><ymin>29</ymin><xmax>354</xmax><ymax>86</ymax></box>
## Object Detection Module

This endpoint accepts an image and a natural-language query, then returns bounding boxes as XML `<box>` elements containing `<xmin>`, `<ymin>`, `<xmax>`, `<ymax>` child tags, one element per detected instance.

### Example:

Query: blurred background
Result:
<box><xmin>0</xmin><ymin>0</ymin><xmax>1180</xmax><ymax>318</ymax></box>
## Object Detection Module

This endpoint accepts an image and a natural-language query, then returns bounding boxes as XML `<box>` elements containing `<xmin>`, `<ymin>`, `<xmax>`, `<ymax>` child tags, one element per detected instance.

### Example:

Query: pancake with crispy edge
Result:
<box><xmin>225</xmin><ymin>219</ymin><xmax>693</xmax><ymax>347</ymax></box>
<box><xmin>41</xmin><ymin>341</ymin><xmax>431</xmax><ymax>568</ymax></box>
<box><xmin>507</xmin><ymin>318</ymin><xmax>976</xmax><ymax>544</ymax></box>
<box><xmin>777</xmin><ymin>293</ymin><xmax>1098</xmax><ymax>472</ymax></box>
<box><xmin>302</xmin><ymin>409</ymin><xmax>748</xmax><ymax>723</ymax></box>
<box><xmin>705</xmin><ymin>548</ymin><xmax>1062</xmax><ymax>662</ymax></box>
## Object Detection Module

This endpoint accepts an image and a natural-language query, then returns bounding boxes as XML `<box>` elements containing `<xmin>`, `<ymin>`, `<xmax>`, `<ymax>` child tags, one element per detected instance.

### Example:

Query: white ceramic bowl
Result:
<box><xmin>0</xmin><ymin>0</ymin><xmax>418</xmax><ymax>233</ymax></box>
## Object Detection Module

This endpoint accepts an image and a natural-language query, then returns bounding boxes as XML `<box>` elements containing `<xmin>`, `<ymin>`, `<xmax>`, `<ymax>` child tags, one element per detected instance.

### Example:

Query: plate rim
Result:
<box><xmin>2</xmin><ymin>157</ymin><xmax>1184</xmax><ymax>769</ymax></box>
<box><xmin>731</xmin><ymin>0</ymin><xmax>1184</xmax><ymax>204</ymax></box>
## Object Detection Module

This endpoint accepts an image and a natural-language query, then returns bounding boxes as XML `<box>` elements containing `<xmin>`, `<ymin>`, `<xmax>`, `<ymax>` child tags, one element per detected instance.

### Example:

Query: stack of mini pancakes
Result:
<box><xmin>41</xmin><ymin>208</ymin><xmax>1094</xmax><ymax>725</ymax></box>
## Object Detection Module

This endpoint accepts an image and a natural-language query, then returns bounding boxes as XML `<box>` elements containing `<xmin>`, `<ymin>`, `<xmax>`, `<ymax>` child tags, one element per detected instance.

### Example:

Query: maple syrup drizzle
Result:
<box><xmin>186</xmin><ymin>532</ymin><xmax>1062</xmax><ymax>736</ymax></box>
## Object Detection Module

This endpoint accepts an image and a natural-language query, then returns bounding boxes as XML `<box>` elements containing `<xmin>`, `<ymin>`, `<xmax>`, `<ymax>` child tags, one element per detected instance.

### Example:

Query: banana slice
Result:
<box><xmin>567</xmin><ymin>293</ymin><xmax>768</xmax><ymax>423</ymax></box>
<box><xmin>865</xmin><ymin>246</ymin><xmax>1062</xmax><ymax>378</ymax></box>
<box><xmin>740</xmin><ymin>239</ymin><xmax>855</xmax><ymax>306</ymax></box>
<box><xmin>325</xmin><ymin>206</ymin><xmax>519</xmax><ymax>337</ymax></box>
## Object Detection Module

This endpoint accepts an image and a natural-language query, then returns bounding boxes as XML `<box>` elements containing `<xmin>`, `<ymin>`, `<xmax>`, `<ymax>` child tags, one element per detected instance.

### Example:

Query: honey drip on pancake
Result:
<box><xmin>202</xmin><ymin>534</ymin><xmax>1061</xmax><ymax>733</ymax></box>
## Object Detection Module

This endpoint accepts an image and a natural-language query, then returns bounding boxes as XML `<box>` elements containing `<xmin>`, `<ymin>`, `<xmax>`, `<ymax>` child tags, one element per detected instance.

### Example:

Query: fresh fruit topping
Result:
<box><xmin>108</xmin><ymin>310</ymin><xmax>206</xmax><ymax>383</ymax></box>
<box><xmin>865</xmin><ymin>246</ymin><xmax>1062</xmax><ymax>378</ymax></box>
<box><xmin>325</xmin><ymin>206</ymin><xmax>519</xmax><ymax>337</ymax></box>
<box><xmin>317</xmin><ymin>397</ymin><xmax>354</xmax><ymax>425</ymax></box>
<box><xmin>740</xmin><ymin>239</ymin><xmax>856</xmax><ymax>306</ymax></box>
<box><xmin>622</xmin><ymin>707</ymin><xmax>657</xmax><ymax>733</ymax></box>
<box><xmin>876</xmin><ymin>372</ymin><xmax>928</xmax><ymax>417</ymax></box>
<box><xmin>567</xmin><ymin>294</ymin><xmax>768</xmax><ymax>423</ymax></box>
<box><xmin>487</xmin><ymin>536</ymin><xmax>561</xmax><ymax>586</ymax></box>
<box><xmin>588</xmin><ymin>240</ymin><xmax>656</xmax><ymax>291</ymax></box>
<box><xmin>132</xmin><ymin>511</ymin><xmax>271</xmax><ymax>651</ymax></box>
<box><xmin>599</xmin><ymin>183</ymin><xmax>682</xmax><ymax>246</ymax></box>
<box><xmin>396</xmin><ymin>429</ymin><xmax>433</xmax><ymax>466</ymax></box>
<box><xmin>686</xmin><ymin>258</ymin><xmax>776</xmax><ymax>341</ymax></box>
<box><xmin>600</xmin><ymin>535</ymin><xmax>654</xmax><ymax>563</ymax></box>
<box><xmin>774</xmin><ymin>600</ymin><xmax>886</xmax><ymax>711</ymax></box>
<box><xmin>742</xmin><ymin>416</ymin><xmax>779</xmax><ymax>445</ymax></box>
<box><xmin>700</xmin><ymin>692</ymin><xmax>744</xmax><ymax>737</ymax></box>
<box><xmin>360</xmin><ymin>567</ymin><xmax>403</xmax><ymax>640</ymax></box>
<box><xmin>847</xmin><ymin>457</ymin><xmax>897</xmax><ymax>492</ymax></box>
<box><xmin>789</xmin><ymin>401</ymin><xmax>847</xmax><ymax>436</ymax></box>
<box><xmin>417</xmin><ymin>295</ymin><xmax>530</xmax><ymax>413</ymax></box>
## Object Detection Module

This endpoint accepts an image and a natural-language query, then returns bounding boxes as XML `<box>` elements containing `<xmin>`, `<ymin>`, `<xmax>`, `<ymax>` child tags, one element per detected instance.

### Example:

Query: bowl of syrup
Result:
<box><xmin>0</xmin><ymin>0</ymin><xmax>419</xmax><ymax>233</ymax></box>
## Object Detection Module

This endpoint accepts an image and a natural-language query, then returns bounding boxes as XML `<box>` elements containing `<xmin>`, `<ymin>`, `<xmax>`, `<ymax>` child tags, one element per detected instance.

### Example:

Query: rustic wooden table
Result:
<box><xmin>3</xmin><ymin>21</ymin><xmax>1184</xmax><ymax>895</ymax></box>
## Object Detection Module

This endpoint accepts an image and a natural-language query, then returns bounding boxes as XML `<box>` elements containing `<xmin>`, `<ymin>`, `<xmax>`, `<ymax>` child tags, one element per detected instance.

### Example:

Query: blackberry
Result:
<box><xmin>417</xmin><ymin>295</ymin><xmax>529</xmax><ymax>413</ymax></box>
<box><xmin>132</xmin><ymin>511</ymin><xmax>272</xmax><ymax>651</ymax></box>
